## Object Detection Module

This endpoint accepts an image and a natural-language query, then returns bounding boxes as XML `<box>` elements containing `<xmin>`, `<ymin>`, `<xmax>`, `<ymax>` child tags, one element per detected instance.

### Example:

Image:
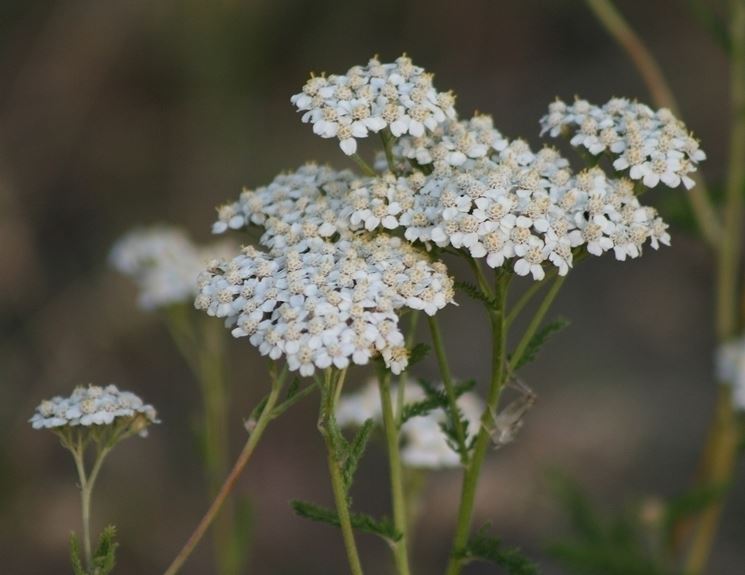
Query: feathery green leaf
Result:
<box><xmin>513</xmin><ymin>317</ymin><xmax>570</xmax><ymax>370</ymax></box>
<box><xmin>290</xmin><ymin>500</ymin><xmax>402</xmax><ymax>542</ymax></box>
<box><xmin>456</xmin><ymin>526</ymin><xmax>539</xmax><ymax>575</ymax></box>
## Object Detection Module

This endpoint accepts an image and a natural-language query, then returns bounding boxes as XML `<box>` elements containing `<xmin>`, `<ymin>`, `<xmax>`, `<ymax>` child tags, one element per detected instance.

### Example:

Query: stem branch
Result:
<box><xmin>378</xmin><ymin>372</ymin><xmax>412</xmax><ymax>575</ymax></box>
<box><xmin>162</xmin><ymin>368</ymin><xmax>286</xmax><ymax>575</ymax></box>
<box><xmin>427</xmin><ymin>315</ymin><xmax>468</xmax><ymax>460</ymax></box>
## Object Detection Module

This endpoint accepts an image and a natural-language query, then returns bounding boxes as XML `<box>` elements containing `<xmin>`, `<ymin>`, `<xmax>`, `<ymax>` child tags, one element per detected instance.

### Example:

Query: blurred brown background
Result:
<box><xmin>1</xmin><ymin>0</ymin><xmax>742</xmax><ymax>573</ymax></box>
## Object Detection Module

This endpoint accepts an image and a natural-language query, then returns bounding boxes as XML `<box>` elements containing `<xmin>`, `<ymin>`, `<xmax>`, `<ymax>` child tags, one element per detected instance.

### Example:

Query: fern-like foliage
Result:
<box><xmin>548</xmin><ymin>474</ymin><xmax>675</xmax><ymax>575</ymax></box>
<box><xmin>512</xmin><ymin>317</ymin><xmax>570</xmax><ymax>370</ymax></box>
<box><xmin>290</xmin><ymin>500</ymin><xmax>402</xmax><ymax>542</ymax></box>
<box><xmin>91</xmin><ymin>525</ymin><xmax>119</xmax><ymax>575</ymax></box>
<box><xmin>341</xmin><ymin>419</ymin><xmax>375</xmax><ymax>491</ymax></box>
<box><xmin>455</xmin><ymin>281</ymin><xmax>500</xmax><ymax>309</ymax></box>
<box><xmin>455</xmin><ymin>526</ymin><xmax>539</xmax><ymax>575</ymax></box>
<box><xmin>70</xmin><ymin>532</ymin><xmax>86</xmax><ymax>575</ymax></box>
<box><xmin>400</xmin><ymin>379</ymin><xmax>476</xmax><ymax>424</ymax></box>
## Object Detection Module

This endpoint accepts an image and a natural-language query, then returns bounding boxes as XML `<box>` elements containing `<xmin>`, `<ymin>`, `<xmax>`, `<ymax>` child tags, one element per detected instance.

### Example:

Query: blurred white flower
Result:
<box><xmin>716</xmin><ymin>339</ymin><xmax>745</xmax><ymax>411</ymax></box>
<box><xmin>110</xmin><ymin>226</ymin><xmax>234</xmax><ymax>309</ymax></box>
<box><xmin>30</xmin><ymin>384</ymin><xmax>159</xmax><ymax>435</ymax></box>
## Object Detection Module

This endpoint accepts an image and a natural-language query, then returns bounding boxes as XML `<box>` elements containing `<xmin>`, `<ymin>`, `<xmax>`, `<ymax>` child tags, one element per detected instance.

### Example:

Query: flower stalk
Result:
<box><xmin>165</xmin><ymin>306</ymin><xmax>236</xmax><ymax>574</ymax></box>
<box><xmin>378</xmin><ymin>371</ymin><xmax>412</xmax><ymax>575</ymax></box>
<box><xmin>162</xmin><ymin>365</ymin><xmax>288</xmax><ymax>575</ymax></box>
<box><xmin>318</xmin><ymin>368</ymin><xmax>365</xmax><ymax>575</ymax></box>
<box><xmin>427</xmin><ymin>315</ymin><xmax>469</xmax><ymax>461</ymax></box>
<box><xmin>71</xmin><ymin>439</ymin><xmax>111</xmax><ymax>570</ymax></box>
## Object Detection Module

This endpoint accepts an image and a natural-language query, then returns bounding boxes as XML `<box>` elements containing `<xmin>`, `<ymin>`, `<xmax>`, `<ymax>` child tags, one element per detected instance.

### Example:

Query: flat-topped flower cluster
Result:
<box><xmin>200</xmin><ymin>166</ymin><xmax>454</xmax><ymax>376</ymax></box>
<box><xmin>291</xmin><ymin>55</ymin><xmax>457</xmax><ymax>155</ymax></box>
<box><xmin>196</xmin><ymin>56</ymin><xmax>704</xmax><ymax>375</ymax></box>
<box><xmin>30</xmin><ymin>384</ymin><xmax>158</xmax><ymax>433</ymax></box>
<box><xmin>540</xmin><ymin>97</ymin><xmax>706</xmax><ymax>189</ymax></box>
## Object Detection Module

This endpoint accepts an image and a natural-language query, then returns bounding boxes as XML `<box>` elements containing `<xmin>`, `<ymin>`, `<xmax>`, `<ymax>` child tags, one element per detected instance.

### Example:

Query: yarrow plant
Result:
<box><xmin>35</xmin><ymin>42</ymin><xmax>734</xmax><ymax>575</ymax></box>
<box><xmin>26</xmin><ymin>0</ymin><xmax>745</xmax><ymax>570</ymax></box>
<box><xmin>162</xmin><ymin>53</ymin><xmax>703</xmax><ymax>575</ymax></box>
<box><xmin>30</xmin><ymin>385</ymin><xmax>158</xmax><ymax>575</ymax></box>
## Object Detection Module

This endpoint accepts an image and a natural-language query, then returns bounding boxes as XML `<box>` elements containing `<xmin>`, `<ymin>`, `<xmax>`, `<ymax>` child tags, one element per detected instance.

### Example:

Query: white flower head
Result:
<box><xmin>30</xmin><ymin>384</ymin><xmax>159</xmax><ymax>437</ymax></box>
<box><xmin>540</xmin><ymin>97</ymin><xmax>705</xmax><ymax>190</ymax></box>
<box><xmin>195</xmin><ymin>235</ymin><xmax>454</xmax><ymax>377</ymax></box>
<box><xmin>352</xmin><ymin>134</ymin><xmax>671</xmax><ymax>280</ymax></box>
<box><xmin>110</xmin><ymin>226</ymin><xmax>235</xmax><ymax>309</ymax></box>
<box><xmin>291</xmin><ymin>55</ymin><xmax>457</xmax><ymax>155</ymax></box>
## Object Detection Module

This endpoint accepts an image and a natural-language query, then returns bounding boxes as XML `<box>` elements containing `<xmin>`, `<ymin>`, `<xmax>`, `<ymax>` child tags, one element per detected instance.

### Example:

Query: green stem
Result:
<box><xmin>350</xmin><ymin>153</ymin><xmax>377</xmax><ymax>177</ymax></box>
<box><xmin>72</xmin><ymin>436</ymin><xmax>111</xmax><ymax>572</ymax></box>
<box><xmin>380</xmin><ymin>128</ymin><xmax>397</xmax><ymax>173</ymax></box>
<box><xmin>72</xmin><ymin>439</ymin><xmax>93</xmax><ymax>571</ymax></box>
<box><xmin>167</xmin><ymin>308</ymin><xmax>236</xmax><ymax>575</ymax></box>
<box><xmin>378</xmin><ymin>372</ymin><xmax>412</xmax><ymax>575</ymax></box>
<box><xmin>444</xmin><ymin>275</ymin><xmax>509</xmax><ymax>575</ymax></box>
<box><xmin>685</xmin><ymin>1</ymin><xmax>745</xmax><ymax>572</ymax></box>
<box><xmin>505</xmin><ymin>271</ymin><xmax>556</xmax><ymax>327</ymax></box>
<box><xmin>162</xmin><ymin>367</ymin><xmax>286</xmax><ymax>575</ymax></box>
<box><xmin>396</xmin><ymin>311</ymin><xmax>420</xmax><ymax>425</ymax></box>
<box><xmin>585</xmin><ymin>0</ymin><xmax>720</xmax><ymax>248</ymax></box>
<box><xmin>465</xmin><ymin>255</ymin><xmax>494</xmax><ymax>299</ymax></box>
<box><xmin>427</xmin><ymin>315</ymin><xmax>468</xmax><ymax>460</ymax></box>
<box><xmin>319</xmin><ymin>369</ymin><xmax>365</xmax><ymax>575</ymax></box>
<box><xmin>508</xmin><ymin>275</ymin><xmax>566</xmax><ymax>373</ymax></box>
<box><xmin>199</xmin><ymin>321</ymin><xmax>236</xmax><ymax>575</ymax></box>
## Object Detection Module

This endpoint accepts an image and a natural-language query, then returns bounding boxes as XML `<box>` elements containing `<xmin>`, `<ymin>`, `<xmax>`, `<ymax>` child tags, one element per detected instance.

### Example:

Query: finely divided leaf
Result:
<box><xmin>513</xmin><ymin>317</ymin><xmax>570</xmax><ymax>370</ymax></box>
<box><xmin>290</xmin><ymin>500</ymin><xmax>402</xmax><ymax>542</ymax></box>
<box><xmin>408</xmin><ymin>343</ymin><xmax>431</xmax><ymax>367</ymax></box>
<box><xmin>342</xmin><ymin>419</ymin><xmax>375</xmax><ymax>491</ymax></box>
<box><xmin>456</xmin><ymin>527</ymin><xmax>539</xmax><ymax>575</ymax></box>
<box><xmin>92</xmin><ymin>525</ymin><xmax>119</xmax><ymax>575</ymax></box>
<box><xmin>69</xmin><ymin>532</ymin><xmax>86</xmax><ymax>575</ymax></box>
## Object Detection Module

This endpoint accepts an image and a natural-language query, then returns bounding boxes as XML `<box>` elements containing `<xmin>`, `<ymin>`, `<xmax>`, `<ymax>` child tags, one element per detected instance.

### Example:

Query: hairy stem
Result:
<box><xmin>444</xmin><ymin>275</ymin><xmax>509</xmax><ymax>575</ymax></box>
<box><xmin>162</xmin><ymin>368</ymin><xmax>286</xmax><ymax>575</ymax></box>
<box><xmin>378</xmin><ymin>372</ymin><xmax>412</xmax><ymax>575</ymax></box>
<box><xmin>585</xmin><ymin>0</ymin><xmax>720</xmax><ymax>247</ymax></box>
<box><xmin>319</xmin><ymin>369</ymin><xmax>365</xmax><ymax>575</ymax></box>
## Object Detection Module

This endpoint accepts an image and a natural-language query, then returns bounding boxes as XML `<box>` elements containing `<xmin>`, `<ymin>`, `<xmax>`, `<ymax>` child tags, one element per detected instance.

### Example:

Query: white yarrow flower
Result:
<box><xmin>291</xmin><ymin>55</ymin><xmax>457</xmax><ymax>155</ymax></box>
<box><xmin>540</xmin><ymin>97</ymin><xmax>705</xmax><ymax>190</ymax></box>
<box><xmin>30</xmin><ymin>384</ymin><xmax>159</xmax><ymax>436</ymax></box>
